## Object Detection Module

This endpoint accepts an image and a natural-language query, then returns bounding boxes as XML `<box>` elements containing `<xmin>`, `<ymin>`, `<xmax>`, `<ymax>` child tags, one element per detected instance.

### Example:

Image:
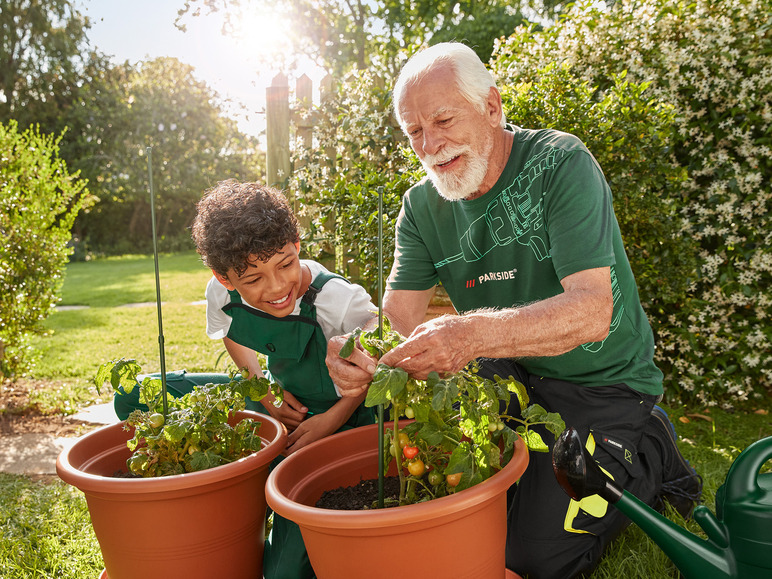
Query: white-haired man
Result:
<box><xmin>326</xmin><ymin>42</ymin><xmax>701</xmax><ymax>578</ymax></box>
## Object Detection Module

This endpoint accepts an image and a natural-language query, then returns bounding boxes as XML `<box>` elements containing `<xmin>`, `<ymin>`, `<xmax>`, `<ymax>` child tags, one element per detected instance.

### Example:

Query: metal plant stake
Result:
<box><xmin>377</xmin><ymin>187</ymin><xmax>385</xmax><ymax>508</ymax></box>
<box><xmin>146</xmin><ymin>146</ymin><xmax>169</xmax><ymax>416</ymax></box>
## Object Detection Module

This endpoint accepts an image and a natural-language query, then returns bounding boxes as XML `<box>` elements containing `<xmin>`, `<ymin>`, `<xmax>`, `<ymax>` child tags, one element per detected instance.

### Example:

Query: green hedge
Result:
<box><xmin>0</xmin><ymin>121</ymin><xmax>92</xmax><ymax>378</ymax></box>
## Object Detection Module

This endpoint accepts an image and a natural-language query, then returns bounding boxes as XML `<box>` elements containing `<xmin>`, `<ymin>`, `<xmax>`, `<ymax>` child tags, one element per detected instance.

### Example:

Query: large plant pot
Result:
<box><xmin>266</xmin><ymin>421</ymin><xmax>528</xmax><ymax>579</ymax></box>
<box><xmin>57</xmin><ymin>411</ymin><xmax>287</xmax><ymax>579</ymax></box>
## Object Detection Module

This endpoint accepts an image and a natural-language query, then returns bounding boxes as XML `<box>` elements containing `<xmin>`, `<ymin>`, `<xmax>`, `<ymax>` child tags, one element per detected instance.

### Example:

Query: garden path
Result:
<box><xmin>0</xmin><ymin>401</ymin><xmax>118</xmax><ymax>476</ymax></box>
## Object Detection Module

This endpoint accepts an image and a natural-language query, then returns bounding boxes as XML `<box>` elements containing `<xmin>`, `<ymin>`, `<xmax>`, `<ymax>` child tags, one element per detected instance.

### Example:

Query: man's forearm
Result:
<box><xmin>462</xmin><ymin>288</ymin><xmax>611</xmax><ymax>361</ymax></box>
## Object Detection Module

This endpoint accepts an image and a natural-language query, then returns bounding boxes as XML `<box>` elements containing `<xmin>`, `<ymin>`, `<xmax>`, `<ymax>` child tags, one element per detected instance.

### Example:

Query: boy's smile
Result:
<box><xmin>213</xmin><ymin>242</ymin><xmax>311</xmax><ymax>317</ymax></box>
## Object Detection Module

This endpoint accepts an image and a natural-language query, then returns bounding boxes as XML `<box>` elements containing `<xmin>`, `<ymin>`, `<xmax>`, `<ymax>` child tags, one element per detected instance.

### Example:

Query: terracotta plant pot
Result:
<box><xmin>266</xmin><ymin>421</ymin><xmax>528</xmax><ymax>579</ymax></box>
<box><xmin>56</xmin><ymin>411</ymin><xmax>287</xmax><ymax>579</ymax></box>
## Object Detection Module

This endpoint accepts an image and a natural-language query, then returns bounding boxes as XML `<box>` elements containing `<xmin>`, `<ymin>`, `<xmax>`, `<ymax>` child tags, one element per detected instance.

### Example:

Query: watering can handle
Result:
<box><xmin>723</xmin><ymin>435</ymin><xmax>772</xmax><ymax>504</ymax></box>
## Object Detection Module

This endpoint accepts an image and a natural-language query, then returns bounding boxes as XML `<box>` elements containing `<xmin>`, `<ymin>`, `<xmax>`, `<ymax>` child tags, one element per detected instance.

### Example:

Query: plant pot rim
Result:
<box><xmin>266</xmin><ymin>421</ymin><xmax>528</xmax><ymax>530</ymax></box>
<box><xmin>57</xmin><ymin>410</ymin><xmax>287</xmax><ymax>495</ymax></box>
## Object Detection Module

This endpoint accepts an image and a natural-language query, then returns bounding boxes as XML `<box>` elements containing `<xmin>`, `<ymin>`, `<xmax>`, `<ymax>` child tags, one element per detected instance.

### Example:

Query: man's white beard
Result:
<box><xmin>421</xmin><ymin>139</ymin><xmax>493</xmax><ymax>201</ymax></box>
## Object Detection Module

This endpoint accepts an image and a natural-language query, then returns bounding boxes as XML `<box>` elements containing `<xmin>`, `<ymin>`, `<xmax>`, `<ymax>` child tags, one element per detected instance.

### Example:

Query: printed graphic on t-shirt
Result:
<box><xmin>433</xmin><ymin>147</ymin><xmax>567</xmax><ymax>270</ymax></box>
<box><xmin>581</xmin><ymin>265</ymin><xmax>624</xmax><ymax>353</ymax></box>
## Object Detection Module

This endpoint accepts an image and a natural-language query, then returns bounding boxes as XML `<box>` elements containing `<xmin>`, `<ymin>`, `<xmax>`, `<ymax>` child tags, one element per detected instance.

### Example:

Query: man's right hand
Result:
<box><xmin>326</xmin><ymin>334</ymin><xmax>377</xmax><ymax>397</ymax></box>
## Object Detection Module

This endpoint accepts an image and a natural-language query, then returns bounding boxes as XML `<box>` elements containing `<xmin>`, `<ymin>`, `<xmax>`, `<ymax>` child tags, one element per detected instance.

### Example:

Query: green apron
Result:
<box><xmin>222</xmin><ymin>270</ymin><xmax>373</xmax><ymax>428</ymax></box>
<box><xmin>224</xmin><ymin>270</ymin><xmax>374</xmax><ymax>579</ymax></box>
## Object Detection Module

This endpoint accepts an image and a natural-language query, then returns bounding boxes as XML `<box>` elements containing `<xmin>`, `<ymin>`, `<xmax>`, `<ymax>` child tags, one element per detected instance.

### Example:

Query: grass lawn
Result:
<box><xmin>26</xmin><ymin>251</ymin><xmax>226</xmax><ymax>413</ymax></box>
<box><xmin>2</xmin><ymin>252</ymin><xmax>770</xmax><ymax>578</ymax></box>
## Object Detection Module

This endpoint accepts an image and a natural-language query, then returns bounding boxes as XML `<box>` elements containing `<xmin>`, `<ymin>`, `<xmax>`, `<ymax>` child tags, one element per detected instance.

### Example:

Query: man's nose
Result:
<box><xmin>422</xmin><ymin>127</ymin><xmax>444</xmax><ymax>156</ymax></box>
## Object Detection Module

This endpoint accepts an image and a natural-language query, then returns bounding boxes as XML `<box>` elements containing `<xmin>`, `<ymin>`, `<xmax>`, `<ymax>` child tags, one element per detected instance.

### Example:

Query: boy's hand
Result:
<box><xmin>326</xmin><ymin>334</ymin><xmax>377</xmax><ymax>397</ymax></box>
<box><xmin>261</xmin><ymin>390</ymin><xmax>307</xmax><ymax>430</ymax></box>
<box><xmin>285</xmin><ymin>412</ymin><xmax>338</xmax><ymax>455</ymax></box>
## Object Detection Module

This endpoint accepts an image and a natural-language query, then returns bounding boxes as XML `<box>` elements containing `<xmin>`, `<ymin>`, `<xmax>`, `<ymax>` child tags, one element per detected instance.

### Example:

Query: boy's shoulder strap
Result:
<box><xmin>302</xmin><ymin>270</ymin><xmax>349</xmax><ymax>307</ymax></box>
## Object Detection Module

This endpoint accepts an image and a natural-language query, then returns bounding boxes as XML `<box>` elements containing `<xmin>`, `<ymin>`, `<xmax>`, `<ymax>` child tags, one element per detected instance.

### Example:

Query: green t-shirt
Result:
<box><xmin>388</xmin><ymin>126</ymin><xmax>663</xmax><ymax>395</ymax></box>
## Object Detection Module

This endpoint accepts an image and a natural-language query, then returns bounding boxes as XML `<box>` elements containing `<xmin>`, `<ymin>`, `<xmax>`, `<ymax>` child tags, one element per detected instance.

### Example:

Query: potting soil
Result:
<box><xmin>316</xmin><ymin>476</ymin><xmax>401</xmax><ymax>510</ymax></box>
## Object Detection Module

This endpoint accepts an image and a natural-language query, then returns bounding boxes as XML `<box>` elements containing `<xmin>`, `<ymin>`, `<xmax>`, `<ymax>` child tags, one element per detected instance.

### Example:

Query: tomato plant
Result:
<box><xmin>96</xmin><ymin>358</ymin><xmax>281</xmax><ymax>477</ymax></box>
<box><xmin>342</xmin><ymin>319</ymin><xmax>565</xmax><ymax>506</ymax></box>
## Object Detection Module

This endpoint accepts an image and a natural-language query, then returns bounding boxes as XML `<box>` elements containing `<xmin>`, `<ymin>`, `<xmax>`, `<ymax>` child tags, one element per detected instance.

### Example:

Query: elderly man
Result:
<box><xmin>326</xmin><ymin>42</ymin><xmax>701</xmax><ymax>578</ymax></box>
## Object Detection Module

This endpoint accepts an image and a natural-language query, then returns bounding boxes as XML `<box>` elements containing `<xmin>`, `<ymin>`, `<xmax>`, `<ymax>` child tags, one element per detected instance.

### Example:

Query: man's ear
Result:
<box><xmin>486</xmin><ymin>86</ymin><xmax>504</xmax><ymax>128</ymax></box>
<box><xmin>212</xmin><ymin>270</ymin><xmax>236</xmax><ymax>290</ymax></box>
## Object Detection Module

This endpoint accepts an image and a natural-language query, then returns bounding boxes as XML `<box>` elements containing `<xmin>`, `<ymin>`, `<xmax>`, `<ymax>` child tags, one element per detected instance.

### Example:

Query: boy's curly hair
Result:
<box><xmin>191</xmin><ymin>180</ymin><xmax>299</xmax><ymax>278</ymax></box>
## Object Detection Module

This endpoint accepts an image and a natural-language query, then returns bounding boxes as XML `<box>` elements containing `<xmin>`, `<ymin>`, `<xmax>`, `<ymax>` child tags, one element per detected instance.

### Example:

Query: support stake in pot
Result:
<box><xmin>146</xmin><ymin>146</ymin><xmax>168</xmax><ymax>417</ymax></box>
<box><xmin>377</xmin><ymin>186</ymin><xmax>384</xmax><ymax>509</ymax></box>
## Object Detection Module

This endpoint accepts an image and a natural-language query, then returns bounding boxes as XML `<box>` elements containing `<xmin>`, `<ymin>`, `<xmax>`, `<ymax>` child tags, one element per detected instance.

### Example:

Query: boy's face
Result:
<box><xmin>213</xmin><ymin>242</ymin><xmax>303</xmax><ymax>318</ymax></box>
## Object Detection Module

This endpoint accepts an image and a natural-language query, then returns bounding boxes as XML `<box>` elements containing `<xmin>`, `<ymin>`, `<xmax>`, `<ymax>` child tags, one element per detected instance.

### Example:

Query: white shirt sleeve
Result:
<box><xmin>205</xmin><ymin>276</ymin><xmax>233</xmax><ymax>340</ymax></box>
<box><xmin>306</xmin><ymin>261</ymin><xmax>377</xmax><ymax>341</ymax></box>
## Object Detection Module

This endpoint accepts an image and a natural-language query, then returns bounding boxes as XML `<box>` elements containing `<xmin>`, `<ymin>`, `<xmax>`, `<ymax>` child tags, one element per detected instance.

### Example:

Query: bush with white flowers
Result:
<box><xmin>491</xmin><ymin>0</ymin><xmax>771</xmax><ymax>406</ymax></box>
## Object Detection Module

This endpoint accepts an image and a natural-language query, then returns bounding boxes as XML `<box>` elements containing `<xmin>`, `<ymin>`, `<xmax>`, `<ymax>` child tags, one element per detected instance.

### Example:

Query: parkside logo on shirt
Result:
<box><xmin>466</xmin><ymin>268</ymin><xmax>518</xmax><ymax>288</ymax></box>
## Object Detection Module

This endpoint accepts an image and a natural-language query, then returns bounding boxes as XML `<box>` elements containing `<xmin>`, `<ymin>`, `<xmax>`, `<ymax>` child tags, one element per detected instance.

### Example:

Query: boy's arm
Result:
<box><xmin>285</xmin><ymin>390</ymin><xmax>368</xmax><ymax>455</ymax></box>
<box><xmin>222</xmin><ymin>337</ymin><xmax>308</xmax><ymax>430</ymax></box>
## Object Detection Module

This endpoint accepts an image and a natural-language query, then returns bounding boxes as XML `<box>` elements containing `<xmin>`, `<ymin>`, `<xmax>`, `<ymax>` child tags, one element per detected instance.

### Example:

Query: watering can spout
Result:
<box><xmin>552</xmin><ymin>427</ymin><xmax>737</xmax><ymax>579</ymax></box>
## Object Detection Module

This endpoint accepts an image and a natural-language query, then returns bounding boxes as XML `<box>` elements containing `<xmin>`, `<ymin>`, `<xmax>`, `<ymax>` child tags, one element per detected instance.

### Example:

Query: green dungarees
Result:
<box><xmin>223</xmin><ymin>271</ymin><xmax>374</xmax><ymax>579</ymax></box>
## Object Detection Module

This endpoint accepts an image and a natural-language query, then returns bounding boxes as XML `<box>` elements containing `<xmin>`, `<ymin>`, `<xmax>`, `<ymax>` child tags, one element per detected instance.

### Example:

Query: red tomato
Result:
<box><xmin>403</xmin><ymin>446</ymin><xmax>419</xmax><ymax>460</ymax></box>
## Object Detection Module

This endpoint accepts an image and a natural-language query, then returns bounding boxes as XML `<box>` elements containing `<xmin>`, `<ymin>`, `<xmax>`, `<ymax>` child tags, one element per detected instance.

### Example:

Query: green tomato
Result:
<box><xmin>428</xmin><ymin>471</ymin><xmax>443</xmax><ymax>486</ymax></box>
<box><xmin>404</xmin><ymin>406</ymin><xmax>415</xmax><ymax>419</ymax></box>
<box><xmin>149</xmin><ymin>413</ymin><xmax>165</xmax><ymax>428</ymax></box>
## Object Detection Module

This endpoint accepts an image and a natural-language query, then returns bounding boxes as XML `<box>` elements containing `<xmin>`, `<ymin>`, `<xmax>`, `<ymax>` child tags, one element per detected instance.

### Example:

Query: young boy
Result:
<box><xmin>191</xmin><ymin>180</ymin><xmax>376</xmax><ymax>578</ymax></box>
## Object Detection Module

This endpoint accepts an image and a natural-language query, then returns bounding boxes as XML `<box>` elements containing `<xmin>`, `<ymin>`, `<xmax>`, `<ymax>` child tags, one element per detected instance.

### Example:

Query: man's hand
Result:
<box><xmin>379</xmin><ymin>315</ymin><xmax>474</xmax><ymax>380</ymax></box>
<box><xmin>325</xmin><ymin>334</ymin><xmax>377</xmax><ymax>397</ymax></box>
<box><xmin>261</xmin><ymin>390</ymin><xmax>308</xmax><ymax>430</ymax></box>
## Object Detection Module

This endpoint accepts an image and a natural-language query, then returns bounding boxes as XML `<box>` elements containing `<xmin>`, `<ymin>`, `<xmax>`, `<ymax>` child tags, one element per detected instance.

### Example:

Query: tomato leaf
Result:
<box><xmin>501</xmin><ymin>376</ymin><xmax>529</xmax><ymax>411</ymax></box>
<box><xmin>138</xmin><ymin>376</ymin><xmax>163</xmax><ymax>406</ymax></box>
<box><xmin>186</xmin><ymin>449</ymin><xmax>224</xmax><ymax>472</ymax></box>
<box><xmin>522</xmin><ymin>403</ymin><xmax>548</xmax><ymax>422</ymax></box>
<box><xmin>431</xmin><ymin>377</ymin><xmax>458</xmax><ymax>411</ymax></box>
<box><xmin>517</xmin><ymin>427</ymin><xmax>549</xmax><ymax>453</ymax></box>
<box><xmin>365</xmin><ymin>364</ymin><xmax>408</xmax><ymax>407</ymax></box>
<box><xmin>416</xmin><ymin>422</ymin><xmax>444</xmax><ymax>446</ymax></box>
<box><xmin>544</xmin><ymin>412</ymin><xmax>566</xmax><ymax>437</ymax></box>
<box><xmin>164</xmin><ymin>421</ymin><xmax>188</xmax><ymax>444</ymax></box>
<box><xmin>95</xmin><ymin>358</ymin><xmax>142</xmax><ymax>396</ymax></box>
<box><xmin>446</xmin><ymin>440</ymin><xmax>474</xmax><ymax>474</ymax></box>
<box><xmin>338</xmin><ymin>329</ymin><xmax>360</xmax><ymax>359</ymax></box>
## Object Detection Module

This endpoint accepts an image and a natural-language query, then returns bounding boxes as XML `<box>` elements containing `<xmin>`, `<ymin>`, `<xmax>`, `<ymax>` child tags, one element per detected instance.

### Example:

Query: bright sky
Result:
<box><xmin>76</xmin><ymin>0</ymin><xmax>320</xmax><ymax>140</ymax></box>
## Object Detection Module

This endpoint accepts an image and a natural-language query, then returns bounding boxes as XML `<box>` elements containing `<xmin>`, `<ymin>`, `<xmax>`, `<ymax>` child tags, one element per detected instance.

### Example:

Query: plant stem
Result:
<box><xmin>392</xmin><ymin>416</ymin><xmax>407</xmax><ymax>504</ymax></box>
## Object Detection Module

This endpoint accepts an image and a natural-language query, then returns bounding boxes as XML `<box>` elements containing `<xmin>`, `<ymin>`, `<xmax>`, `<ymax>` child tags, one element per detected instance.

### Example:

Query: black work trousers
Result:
<box><xmin>478</xmin><ymin>359</ymin><xmax>664</xmax><ymax>579</ymax></box>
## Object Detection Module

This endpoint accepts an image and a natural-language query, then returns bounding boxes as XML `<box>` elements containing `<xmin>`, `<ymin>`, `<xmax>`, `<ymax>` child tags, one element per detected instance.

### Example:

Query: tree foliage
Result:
<box><xmin>177</xmin><ymin>0</ymin><xmax>570</xmax><ymax>76</ymax></box>
<box><xmin>73</xmin><ymin>57</ymin><xmax>265</xmax><ymax>255</ymax></box>
<box><xmin>0</xmin><ymin>0</ymin><xmax>92</xmax><ymax>128</ymax></box>
<box><xmin>0</xmin><ymin>121</ymin><xmax>92</xmax><ymax>379</ymax></box>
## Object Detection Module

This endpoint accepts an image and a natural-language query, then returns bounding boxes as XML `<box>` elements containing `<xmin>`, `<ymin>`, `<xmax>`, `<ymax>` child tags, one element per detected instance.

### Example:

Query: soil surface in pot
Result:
<box><xmin>316</xmin><ymin>476</ymin><xmax>401</xmax><ymax>510</ymax></box>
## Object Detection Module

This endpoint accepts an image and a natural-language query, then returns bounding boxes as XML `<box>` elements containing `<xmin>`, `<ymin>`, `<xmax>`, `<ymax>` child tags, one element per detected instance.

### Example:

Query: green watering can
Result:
<box><xmin>552</xmin><ymin>427</ymin><xmax>772</xmax><ymax>578</ymax></box>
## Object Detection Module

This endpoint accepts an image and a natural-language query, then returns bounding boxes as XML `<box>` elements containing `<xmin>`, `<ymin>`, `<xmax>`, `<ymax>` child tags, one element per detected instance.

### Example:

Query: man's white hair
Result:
<box><xmin>393</xmin><ymin>42</ymin><xmax>506</xmax><ymax>130</ymax></box>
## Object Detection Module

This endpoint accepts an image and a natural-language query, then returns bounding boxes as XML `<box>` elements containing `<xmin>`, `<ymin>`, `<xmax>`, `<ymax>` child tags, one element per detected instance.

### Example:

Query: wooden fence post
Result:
<box><xmin>265</xmin><ymin>73</ymin><xmax>290</xmax><ymax>190</ymax></box>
